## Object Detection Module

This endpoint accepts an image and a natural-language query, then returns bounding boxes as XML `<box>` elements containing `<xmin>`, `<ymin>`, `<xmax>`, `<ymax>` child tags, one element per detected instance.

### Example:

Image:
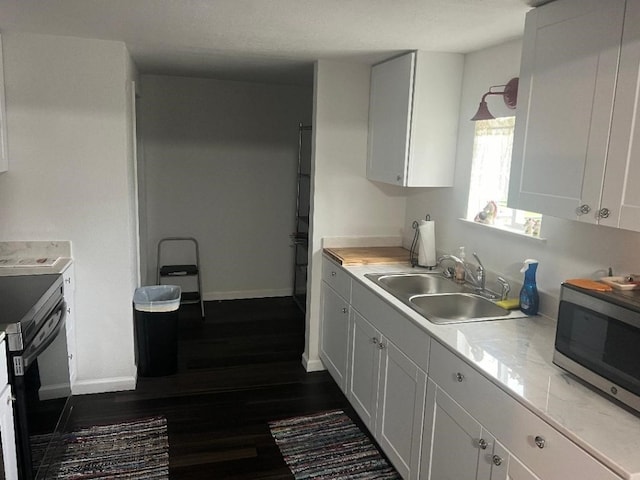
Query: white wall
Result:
<box><xmin>405</xmin><ymin>38</ymin><xmax>640</xmax><ymax>316</ymax></box>
<box><xmin>0</xmin><ymin>33</ymin><xmax>139</xmax><ymax>392</ymax></box>
<box><xmin>304</xmin><ymin>59</ymin><xmax>407</xmax><ymax>370</ymax></box>
<box><xmin>139</xmin><ymin>75</ymin><xmax>312</xmax><ymax>299</ymax></box>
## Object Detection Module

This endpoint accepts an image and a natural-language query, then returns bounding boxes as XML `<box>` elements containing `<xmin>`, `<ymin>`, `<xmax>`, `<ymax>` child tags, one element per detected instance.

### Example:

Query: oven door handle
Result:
<box><xmin>13</xmin><ymin>299</ymin><xmax>67</xmax><ymax>376</ymax></box>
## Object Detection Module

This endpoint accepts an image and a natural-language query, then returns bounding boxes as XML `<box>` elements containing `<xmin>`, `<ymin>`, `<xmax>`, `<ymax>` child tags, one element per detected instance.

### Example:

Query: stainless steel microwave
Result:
<box><xmin>554</xmin><ymin>283</ymin><xmax>640</xmax><ymax>414</ymax></box>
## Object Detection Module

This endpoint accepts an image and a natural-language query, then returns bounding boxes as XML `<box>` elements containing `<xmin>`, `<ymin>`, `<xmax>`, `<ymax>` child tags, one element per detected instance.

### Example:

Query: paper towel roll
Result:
<box><xmin>418</xmin><ymin>220</ymin><xmax>436</xmax><ymax>267</ymax></box>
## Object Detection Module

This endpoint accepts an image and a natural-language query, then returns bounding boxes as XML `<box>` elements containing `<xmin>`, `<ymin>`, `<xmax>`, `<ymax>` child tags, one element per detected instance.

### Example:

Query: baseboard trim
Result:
<box><xmin>72</xmin><ymin>376</ymin><xmax>137</xmax><ymax>395</ymax></box>
<box><xmin>302</xmin><ymin>353</ymin><xmax>325</xmax><ymax>372</ymax></box>
<box><xmin>203</xmin><ymin>288</ymin><xmax>292</xmax><ymax>301</ymax></box>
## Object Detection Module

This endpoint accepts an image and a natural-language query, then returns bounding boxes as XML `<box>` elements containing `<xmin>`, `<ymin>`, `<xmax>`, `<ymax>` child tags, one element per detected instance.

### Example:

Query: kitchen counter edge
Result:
<box><xmin>0</xmin><ymin>257</ymin><xmax>72</xmax><ymax>277</ymax></box>
<box><xmin>326</xmin><ymin>254</ymin><xmax>640</xmax><ymax>480</ymax></box>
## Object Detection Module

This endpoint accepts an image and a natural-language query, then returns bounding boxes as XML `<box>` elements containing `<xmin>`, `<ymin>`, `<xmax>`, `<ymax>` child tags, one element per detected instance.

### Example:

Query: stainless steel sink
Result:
<box><xmin>365</xmin><ymin>272</ymin><xmax>527</xmax><ymax>324</ymax></box>
<box><xmin>409</xmin><ymin>293</ymin><xmax>511</xmax><ymax>324</ymax></box>
<box><xmin>374</xmin><ymin>273</ymin><xmax>467</xmax><ymax>295</ymax></box>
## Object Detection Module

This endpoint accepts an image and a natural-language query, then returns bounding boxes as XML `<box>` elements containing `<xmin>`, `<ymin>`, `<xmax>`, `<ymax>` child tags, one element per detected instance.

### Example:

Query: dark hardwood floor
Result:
<box><xmin>68</xmin><ymin>297</ymin><xmax>361</xmax><ymax>479</ymax></box>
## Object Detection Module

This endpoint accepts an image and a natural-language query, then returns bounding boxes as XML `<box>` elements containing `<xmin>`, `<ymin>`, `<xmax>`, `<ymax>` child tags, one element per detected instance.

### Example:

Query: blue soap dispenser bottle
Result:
<box><xmin>519</xmin><ymin>259</ymin><xmax>539</xmax><ymax>315</ymax></box>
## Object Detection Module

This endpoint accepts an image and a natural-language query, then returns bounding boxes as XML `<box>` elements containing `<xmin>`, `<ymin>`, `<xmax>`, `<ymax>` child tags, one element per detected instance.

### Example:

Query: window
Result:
<box><xmin>466</xmin><ymin>116</ymin><xmax>542</xmax><ymax>236</ymax></box>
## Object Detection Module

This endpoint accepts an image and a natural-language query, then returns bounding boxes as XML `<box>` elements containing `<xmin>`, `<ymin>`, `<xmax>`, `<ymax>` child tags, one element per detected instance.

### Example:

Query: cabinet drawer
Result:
<box><xmin>429</xmin><ymin>340</ymin><xmax>620</xmax><ymax>480</ymax></box>
<box><xmin>429</xmin><ymin>339</ymin><xmax>493</xmax><ymax>415</ymax></box>
<box><xmin>352</xmin><ymin>280</ymin><xmax>429</xmax><ymax>372</ymax></box>
<box><xmin>322</xmin><ymin>256</ymin><xmax>351</xmax><ymax>301</ymax></box>
<box><xmin>0</xmin><ymin>339</ymin><xmax>7</xmax><ymax>387</ymax></box>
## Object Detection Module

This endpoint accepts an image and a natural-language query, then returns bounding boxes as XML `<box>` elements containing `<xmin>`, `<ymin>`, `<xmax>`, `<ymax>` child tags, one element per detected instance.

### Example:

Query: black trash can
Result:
<box><xmin>133</xmin><ymin>285</ymin><xmax>181</xmax><ymax>377</ymax></box>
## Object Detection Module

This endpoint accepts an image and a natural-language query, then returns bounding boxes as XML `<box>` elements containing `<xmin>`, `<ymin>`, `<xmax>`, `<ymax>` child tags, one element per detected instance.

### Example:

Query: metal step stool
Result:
<box><xmin>156</xmin><ymin>237</ymin><xmax>205</xmax><ymax>319</ymax></box>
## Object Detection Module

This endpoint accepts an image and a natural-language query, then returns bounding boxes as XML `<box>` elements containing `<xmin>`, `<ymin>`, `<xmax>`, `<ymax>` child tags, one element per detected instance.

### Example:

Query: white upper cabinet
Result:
<box><xmin>367</xmin><ymin>50</ymin><xmax>463</xmax><ymax>187</ymax></box>
<box><xmin>508</xmin><ymin>0</ymin><xmax>626</xmax><ymax>224</ymax></box>
<box><xmin>601</xmin><ymin>0</ymin><xmax>640</xmax><ymax>230</ymax></box>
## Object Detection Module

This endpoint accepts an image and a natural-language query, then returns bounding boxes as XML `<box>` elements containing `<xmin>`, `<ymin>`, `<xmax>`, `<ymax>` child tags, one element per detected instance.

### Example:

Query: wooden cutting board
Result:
<box><xmin>565</xmin><ymin>278</ymin><xmax>613</xmax><ymax>292</ymax></box>
<box><xmin>324</xmin><ymin>247</ymin><xmax>410</xmax><ymax>266</ymax></box>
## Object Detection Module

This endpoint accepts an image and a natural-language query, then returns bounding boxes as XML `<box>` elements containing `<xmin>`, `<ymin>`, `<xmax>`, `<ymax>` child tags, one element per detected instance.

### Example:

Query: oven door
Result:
<box><xmin>11</xmin><ymin>299</ymin><xmax>72</xmax><ymax>480</ymax></box>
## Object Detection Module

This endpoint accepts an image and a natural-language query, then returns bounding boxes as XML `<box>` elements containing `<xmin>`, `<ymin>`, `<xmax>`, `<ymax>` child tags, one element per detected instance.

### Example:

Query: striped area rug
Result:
<box><xmin>35</xmin><ymin>416</ymin><xmax>169</xmax><ymax>479</ymax></box>
<box><xmin>268</xmin><ymin>410</ymin><xmax>401</xmax><ymax>480</ymax></box>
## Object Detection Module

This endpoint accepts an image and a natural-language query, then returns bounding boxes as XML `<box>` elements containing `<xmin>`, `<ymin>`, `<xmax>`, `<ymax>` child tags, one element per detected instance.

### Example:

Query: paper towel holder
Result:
<box><xmin>410</xmin><ymin>215</ymin><xmax>436</xmax><ymax>269</ymax></box>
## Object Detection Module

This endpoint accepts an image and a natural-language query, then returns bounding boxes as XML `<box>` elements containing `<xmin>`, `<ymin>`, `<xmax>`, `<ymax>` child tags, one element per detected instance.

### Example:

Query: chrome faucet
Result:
<box><xmin>437</xmin><ymin>254</ymin><xmax>482</xmax><ymax>290</ymax></box>
<box><xmin>497</xmin><ymin>276</ymin><xmax>511</xmax><ymax>301</ymax></box>
<box><xmin>438</xmin><ymin>252</ymin><xmax>497</xmax><ymax>299</ymax></box>
<box><xmin>472</xmin><ymin>252</ymin><xmax>486</xmax><ymax>292</ymax></box>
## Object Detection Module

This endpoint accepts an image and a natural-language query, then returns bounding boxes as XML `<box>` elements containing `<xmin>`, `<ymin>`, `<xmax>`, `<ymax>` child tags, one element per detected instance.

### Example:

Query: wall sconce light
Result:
<box><xmin>470</xmin><ymin>77</ymin><xmax>519</xmax><ymax>121</ymax></box>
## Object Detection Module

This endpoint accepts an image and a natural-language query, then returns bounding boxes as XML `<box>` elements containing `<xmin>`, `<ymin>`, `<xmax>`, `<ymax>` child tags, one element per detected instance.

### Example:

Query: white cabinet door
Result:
<box><xmin>62</xmin><ymin>264</ymin><xmax>77</xmax><ymax>388</ymax></box>
<box><xmin>490</xmin><ymin>439</ymin><xmax>541</xmax><ymax>480</ymax></box>
<box><xmin>0</xmin><ymin>340</ymin><xmax>18</xmax><ymax>480</ymax></box>
<box><xmin>347</xmin><ymin>310</ymin><xmax>381</xmax><ymax>430</ymax></box>
<box><xmin>0</xmin><ymin>340</ymin><xmax>17</xmax><ymax>480</ymax></box>
<box><xmin>421</xmin><ymin>380</ymin><xmax>485</xmax><ymax>480</ymax></box>
<box><xmin>508</xmin><ymin>0</ymin><xmax>626</xmax><ymax>222</ymax></box>
<box><xmin>367</xmin><ymin>51</ymin><xmax>462</xmax><ymax>187</ymax></box>
<box><xmin>367</xmin><ymin>52</ymin><xmax>414</xmax><ymax>186</ymax></box>
<box><xmin>319</xmin><ymin>282</ymin><xmax>350</xmax><ymax>391</ymax></box>
<box><xmin>600</xmin><ymin>0</ymin><xmax>640</xmax><ymax>231</ymax></box>
<box><xmin>0</xmin><ymin>384</ymin><xmax>18</xmax><ymax>480</ymax></box>
<box><xmin>375</xmin><ymin>340</ymin><xmax>426</xmax><ymax>480</ymax></box>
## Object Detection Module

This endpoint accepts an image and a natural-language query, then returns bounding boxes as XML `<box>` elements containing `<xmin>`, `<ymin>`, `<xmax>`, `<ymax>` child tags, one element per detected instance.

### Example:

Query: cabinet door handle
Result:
<box><xmin>65</xmin><ymin>277</ymin><xmax>72</xmax><ymax>284</ymax></box>
<box><xmin>456</xmin><ymin>372</ymin><xmax>464</xmax><ymax>382</ymax></box>
<box><xmin>534</xmin><ymin>435</ymin><xmax>546</xmax><ymax>449</ymax></box>
<box><xmin>598</xmin><ymin>207</ymin><xmax>610</xmax><ymax>219</ymax></box>
<box><xmin>371</xmin><ymin>337</ymin><xmax>379</xmax><ymax>345</ymax></box>
<box><xmin>477</xmin><ymin>438</ymin><xmax>488</xmax><ymax>450</ymax></box>
<box><xmin>576</xmin><ymin>204</ymin><xmax>591</xmax><ymax>215</ymax></box>
<box><xmin>331</xmin><ymin>271</ymin><xmax>337</xmax><ymax>277</ymax></box>
<box><xmin>492</xmin><ymin>455</ymin><xmax>503</xmax><ymax>466</ymax></box>
<box><xmin>378</xmin><ymin>343</ymin><xmax>386</xmax><ymax>350</ymax></box>
<box><xmin>396</xmin><ymin>175</ymin><xmax>402</xmax><ymax>182</ymax></box>
<box><xmin>342</xmin><ymin>307</ymin><xmax>348</xmax><ymax>314</ymax></box>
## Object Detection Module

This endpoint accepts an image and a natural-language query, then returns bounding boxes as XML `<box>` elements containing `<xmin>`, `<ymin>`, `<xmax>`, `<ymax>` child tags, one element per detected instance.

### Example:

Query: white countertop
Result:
<box><xmin>0</xmin><ymin>256</ymin><xmax>72</xmax><ymax>276</ymax></box>
<box><xmin>339</xmin><ymin>259</ymin><xmax>640</xmax><ymax>480</ymax></box>
<box><xmin>0</xmin><ymin>241</ymin><xmax>72</xmax><ymax>276</ymax></box>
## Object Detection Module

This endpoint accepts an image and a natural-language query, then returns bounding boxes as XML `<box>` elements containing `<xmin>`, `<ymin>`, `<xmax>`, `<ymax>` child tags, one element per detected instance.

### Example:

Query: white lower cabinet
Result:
<box><xmin>348</xmin><ymin>310</ymin><xmax>380</xmax><ymax>427</ymax></box>
<box><xmin>0</xmin><ymin>384</ymin><xmax>18</xmax><ymax>480</ymax></box>
<box><xmin>319</xmin><ymin>283</ymin><xmax>350</xmax><ymax>391</ymax></box>
<box><xmin>375</xmin><ymin>339</ymin><xmax>426</xmax><ymax>478</ymax></box>
<box><xmin>321</xmin><ymin>259</ymin><xmax>622</xmax><ymax>480</ymax></box>
<box><xmin>491</xmin><ymin>439</ymin><xmax>541</xmax><ymax>480</ymax></box>
<box><xmin>319</xmin><ymin>257</ymin><xmax>352</xmax><ymax>392</ymax></box>
<box><xmin>426</xmin><ymin>340</ymin><xmax>621</xmax><ymax>480</ymax></box>
<box><xmin>422</xmin><ymin>379</ymin><xmax>490</xmax><ymax>479</ymax></box>
<box><xmin>62</xmin><ymin>263</ymin><xmax>77</xmax><ymax>389</ymax></box>
<box><xmin>421</xmin><ymin>378</ymin><xmax>540</xmax><ymax>480</ymax></box>
<box><xmin>421</xmin><ymin>380</ymin><xmax>480</xmax><ymax>479</ymax></box>
<box><xmin>0</xmin><ymin>339</ymin><xmax>18</xmax><ymax>479</ymax></box>
<box><xmin>348</xmin><ymin>309</ymin><xmax>426</xmax><ymax>480</ymax></box>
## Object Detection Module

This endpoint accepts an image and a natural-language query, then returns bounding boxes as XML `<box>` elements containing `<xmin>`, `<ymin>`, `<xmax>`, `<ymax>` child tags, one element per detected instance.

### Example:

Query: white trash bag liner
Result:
<box><xmin>133</xmin><ymin>285</ymin><xmax>181</xmax><ymax>312</ymax></box>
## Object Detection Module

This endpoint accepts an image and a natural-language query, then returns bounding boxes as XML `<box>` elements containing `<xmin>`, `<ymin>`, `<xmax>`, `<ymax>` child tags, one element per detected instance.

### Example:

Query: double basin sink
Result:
<box><xmin>365</xmin><ymin>272</ymin><xmax>528</xmax><ymax>324</ymax></box>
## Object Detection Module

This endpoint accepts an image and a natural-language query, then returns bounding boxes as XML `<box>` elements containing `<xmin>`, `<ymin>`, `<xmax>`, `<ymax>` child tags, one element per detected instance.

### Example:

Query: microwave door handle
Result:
<box><xmin>15</xmin><ymin>300</ymin><xmax>67</xmax><ymax>374</ymax></box>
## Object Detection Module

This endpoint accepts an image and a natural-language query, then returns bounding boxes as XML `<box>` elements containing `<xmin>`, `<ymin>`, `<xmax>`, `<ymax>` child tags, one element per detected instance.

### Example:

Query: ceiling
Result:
<box><xmin>0</xmin><ymin>0</ymin><xmax>544</xmax><ymax>85</ymax></box>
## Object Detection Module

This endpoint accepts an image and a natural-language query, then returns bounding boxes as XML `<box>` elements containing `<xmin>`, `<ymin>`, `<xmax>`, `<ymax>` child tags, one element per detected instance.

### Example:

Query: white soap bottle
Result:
<box><xmin>455</xmin><ymin>246</ymin><xmax>466</xmax><ymax>283</ymax></box>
